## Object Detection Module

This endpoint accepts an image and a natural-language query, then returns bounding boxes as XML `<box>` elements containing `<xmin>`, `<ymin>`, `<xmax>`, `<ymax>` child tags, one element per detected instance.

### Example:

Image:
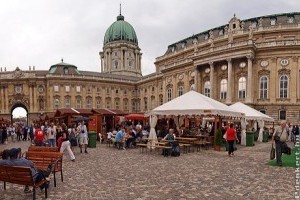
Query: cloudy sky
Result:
<box><xmin>0</xmin><ymin>0</ymin><xmax>298</xmax><ymax>76</ymax></box>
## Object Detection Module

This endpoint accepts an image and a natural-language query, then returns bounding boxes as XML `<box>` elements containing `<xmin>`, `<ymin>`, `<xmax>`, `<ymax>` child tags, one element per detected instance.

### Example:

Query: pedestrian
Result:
<box><xmin>47</xmin><ymin>122</ymin><xmax>57</xmax><ymax>147</ymax></box>
<box><xmin>60</xmin><ymin>123</ymin><xmax>75</xmax><ymax>162</ymax></box>
<box><xmin>77</xmin><ymin>121</ymin><xmax>88</xmax><ymax>153</ymax></box>
<box><xmin>272</xmin><ymin>121</ymin><xmax>289</xmax><ymax>166</ymax></box>
<box><xmin>226</xmin><ymin>123</ymin><xmax>239</xmax><ymax>157</ymax></box>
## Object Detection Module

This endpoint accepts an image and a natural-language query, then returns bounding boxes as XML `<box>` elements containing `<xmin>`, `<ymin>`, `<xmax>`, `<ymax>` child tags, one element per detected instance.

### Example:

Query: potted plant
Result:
<box><xmin>214</xmin><ymin>129</ymin><xmax>223</xmax><ymax>151</ymax></box>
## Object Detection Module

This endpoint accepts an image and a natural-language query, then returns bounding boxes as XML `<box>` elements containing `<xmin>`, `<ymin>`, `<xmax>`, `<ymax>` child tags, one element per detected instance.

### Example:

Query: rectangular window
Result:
<box><xmin>65</xmin><ymin>86</ymin><xmax>70</xmax><ymax>92</ymax></box>
<box><xmin>54</xmin><ymin>85</ymin><xmax>59</xmax><ymax>92</ymax></box>
<box><xmin>76</xmin><ymin>86</ymin><xmax>81</xmax><ymax>93</ymax></box>
<box><xmin>279</xmin><ymin>110</ymin><xmax>286</xmax><ymax>121</ymax></box>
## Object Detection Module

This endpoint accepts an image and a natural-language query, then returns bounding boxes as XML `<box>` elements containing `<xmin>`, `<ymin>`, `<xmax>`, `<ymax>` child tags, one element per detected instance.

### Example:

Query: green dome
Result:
<box><xmin>104</xmin><ymin>14</ymin><xmax>138</xmax><ymax>45</ymax></box>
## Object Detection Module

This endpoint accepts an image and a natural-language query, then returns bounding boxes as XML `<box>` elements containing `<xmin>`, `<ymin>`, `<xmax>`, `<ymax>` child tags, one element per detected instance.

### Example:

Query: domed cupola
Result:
<box><xmin>100</xmin><ymin>7</ymin><xmax>142</xmax><ymax>78</ymax></box>
<box><xmin>103</xmin><ymin>13</ymin><xmax>138</xmax><ymax>45</ymax></box>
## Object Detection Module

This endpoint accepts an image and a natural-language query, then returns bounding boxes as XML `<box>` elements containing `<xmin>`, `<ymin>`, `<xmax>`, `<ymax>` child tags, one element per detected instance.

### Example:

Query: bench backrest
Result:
<box><xmin>0</xmin><ymin>165</ymin><xmax>35</xmax><ymax>186</ymax></box>
<box><xmin>26</xmin><ymin>151</ymin><xmax>63</xmax><ymax>172</ymax></box>
<box><xmin>28</xmin><ymin>146</ymin><xmax>59</xmax><ymax>152</ymax></box>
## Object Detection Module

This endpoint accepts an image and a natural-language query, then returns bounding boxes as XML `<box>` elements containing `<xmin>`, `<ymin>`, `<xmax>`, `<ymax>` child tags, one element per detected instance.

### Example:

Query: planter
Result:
<box><xmin>214</xmin><ymin>145</ymin><xmax>221</xmax><ymax>151</ymax></box>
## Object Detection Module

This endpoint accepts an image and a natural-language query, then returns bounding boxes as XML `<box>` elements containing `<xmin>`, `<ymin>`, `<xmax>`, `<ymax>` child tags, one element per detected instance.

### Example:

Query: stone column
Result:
<box><xmin>33</xmin><ymin>85</ymin><xmax>37</xmax><ymax>112</ymax></box>
<box><xmin>29</xmin><ymin>84</ymin><xmax>33</xmax><ymax>112</ymax></box>
<box><xmin>120</xmin><ymin>49</ymin><xmax>124</xmax><ymax>70</ymax></box>
<box><xmin>100</xmin><ymin>53</ymin><xmax>103</xmax><ymax>72</ymax></box>
<box><xmin>194</xmin><ymin>66</ymin><xmax>199</xmax><ymax>91</ymax></box>
<box><xmin>0</xmin><ymin>86</ymin><xmax>3</xmax><ymax>112</ymax></box>
<box><xmin>246</xmin><ymin>55</ymin><xmax>253</xmax><ymax>103</ymax></box>
<box><xmin>226</xmin><ymin>58</ymin><xmax>232</xmax><ymax>104</ymax></box>
<box><xmin>5</xmin><ymin>86</ymin><xmax>9</xmax><ymax>113</ymax></box>
<box><xmin>107</xmin><ymin>49</ymin><xmax>112</xmax><ymax>72</ymax></box>
<box><xmin>209</xmin><ymin>62</ymin><xmax>214</xmax><ymax>98</ymax></box>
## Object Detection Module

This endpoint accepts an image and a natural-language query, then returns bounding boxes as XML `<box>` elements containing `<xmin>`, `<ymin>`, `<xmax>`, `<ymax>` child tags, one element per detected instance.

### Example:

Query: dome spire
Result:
<box><xmin>117</xmin><ymin>3</ymin><xmax>124</xmax><ymax>21</ymax></box>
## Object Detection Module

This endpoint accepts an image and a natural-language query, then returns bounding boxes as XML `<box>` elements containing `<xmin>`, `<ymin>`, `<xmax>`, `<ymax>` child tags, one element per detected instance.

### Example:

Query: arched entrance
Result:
<box><xmin>11</xmin><ymin>103</ymin><xmax>28</xmax><ymax>125</ymax></box>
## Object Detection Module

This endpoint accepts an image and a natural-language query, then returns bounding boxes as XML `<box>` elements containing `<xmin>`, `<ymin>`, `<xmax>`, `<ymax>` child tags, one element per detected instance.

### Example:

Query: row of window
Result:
<box><xmin>165</xmin><ymin>75</ymin><xmax>289</xmax><ymax>101</ymax></box>
<box><xmin>53</xmin><ymin>97</ymin><xmax>156</xmax><ymax>112</ymax></box>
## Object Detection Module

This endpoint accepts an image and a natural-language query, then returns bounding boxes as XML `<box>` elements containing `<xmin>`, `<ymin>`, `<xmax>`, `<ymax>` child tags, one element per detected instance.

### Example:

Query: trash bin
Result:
<box><xmin>263</xmin><ymin>132</ymin><xmax>269</xmax><ymax>143</ymax></box>
<box><xmin>88</xmin><ymin>132</ymin><xmax>97</xmax><ymax>148</ymax></box>
<box><xmin>246</xmin><ymin>132</ymin><xmax>255</xmax><ymax>146</ymax></box>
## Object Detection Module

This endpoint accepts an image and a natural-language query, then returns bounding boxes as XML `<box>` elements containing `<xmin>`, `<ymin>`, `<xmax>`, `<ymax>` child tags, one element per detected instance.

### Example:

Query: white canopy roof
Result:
<box><xmin>148</xmin><ymin>90</ymin><xmax>243</xmax><ymax>117</ymax></box>
<box><xmin>229</xmin><ymin>102</ymin><xmax>274</xmax><ymax>121</ymax></box>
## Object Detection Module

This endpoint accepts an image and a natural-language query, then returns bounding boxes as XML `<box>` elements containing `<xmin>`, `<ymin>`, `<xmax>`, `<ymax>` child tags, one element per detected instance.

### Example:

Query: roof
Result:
<box><xmin>49</xmin><ymin>60</ymin><xmax>81</xmax><ymax>75</ymax></box>
<box><xmin>74</xmin><ymin>109</ymin><xmax>93</xmax><ymax>115</ymax></box>
<box><xmin>166</xmin><ymin>12</ymin><xmax>300</xmax><ymax>50</ymax></box>
<box><xmin>55</xmin><ymin>108</ymin><xmax>79</xmax><ymax>116</ymax></box>
<box><xmin>104</xmin><ymin>14</ymin><xmax>138</xmax><ymax>45</ymax></box>
<box><xmin>92</xmin><ymin>109</ymin><xmax>115</xmax><ymax>115</ymax></box>
<box><xmin>229</xmin><ymin>102</ymin><xmax>274</xmax><ymax>121</ymax></box>
<box><xmin>149</xmin><ymin>90</ymin><xmax>243</xmax><ymax>117</ymax></box>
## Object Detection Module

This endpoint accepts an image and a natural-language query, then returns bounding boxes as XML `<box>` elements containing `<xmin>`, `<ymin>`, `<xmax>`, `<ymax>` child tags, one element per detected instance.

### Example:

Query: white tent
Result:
<box><xmin>229</xmin><ymin>102</ymin><xmax>274</xmax><ymax>144</ymax></box>
<box><xmin>148</xmin><ymin>90</ymin><xmax>243</xmax><ymax>117</ymax></box>
<box><xmin>147</xmin><ymin>90</ymin><xmax>243</xmax><ymax>148</ymax></box>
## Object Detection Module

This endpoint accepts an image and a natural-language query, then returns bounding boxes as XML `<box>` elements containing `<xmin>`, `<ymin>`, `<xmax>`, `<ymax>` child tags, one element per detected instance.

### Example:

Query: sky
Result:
<box><xmin>0</xmin><ymin>0</ymin><xmax>298</xmax><ymax>78</ymax></box>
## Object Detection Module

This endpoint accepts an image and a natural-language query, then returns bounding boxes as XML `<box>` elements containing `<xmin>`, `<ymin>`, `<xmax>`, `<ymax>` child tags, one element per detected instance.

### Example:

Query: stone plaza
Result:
<box><xmin>0</xmin><ymin>140</ymin><xmax>296</xmax><ymax>200</ymax></box>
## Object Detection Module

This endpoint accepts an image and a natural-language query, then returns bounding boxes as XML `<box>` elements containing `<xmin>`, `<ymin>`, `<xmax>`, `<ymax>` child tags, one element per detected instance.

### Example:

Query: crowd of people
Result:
<box><xmin>0</xmin><ymin>120</ymin><xmax>92</xmax><ymax>162</ymax></box>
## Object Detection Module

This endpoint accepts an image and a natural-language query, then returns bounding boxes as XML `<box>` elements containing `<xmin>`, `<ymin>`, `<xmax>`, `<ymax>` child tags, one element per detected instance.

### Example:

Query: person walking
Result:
<box><xmin>226</xmin><ymin>123</ymin><xmax>239</xmax><ymax>157</ymax></box>
<box><xmin>77</xmin><ymin>121</ymin><xmax>88</xmax><ymax>153</ymax></box>
<box><xmin>60</xmin><ymin>123</ymin><xmax>75</xmax><ymax>162</ymax></box>
<box><xmin>47</xmin><ymin>122</ymin><xmax>57</xmax><ymax>147</ymax></box>
<box><xmin>272</xmin><ymin>121</ymin><xmax>289</xmax><ymax>166</ymax></box>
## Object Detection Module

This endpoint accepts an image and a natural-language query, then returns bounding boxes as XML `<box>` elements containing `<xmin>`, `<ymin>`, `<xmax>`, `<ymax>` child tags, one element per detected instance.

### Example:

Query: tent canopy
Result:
<box><xmin>125</xmin><ymin>113</ymin><xmax>147</xmax><ymax>121</ymax></box>
<box><xmin>229</xmin><ymin>102</ymin><xmax>274</xmax><ymax>121</ymax></box>
<box><xmin>148</xmin><ymin>90</ymin><xmax>243</xmax><ymax>117</ymax></box>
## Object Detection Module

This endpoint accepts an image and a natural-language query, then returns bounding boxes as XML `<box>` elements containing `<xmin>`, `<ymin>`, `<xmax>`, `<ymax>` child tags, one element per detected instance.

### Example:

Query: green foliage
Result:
<box><xmin>215</xmin><ymin>129</ymin><xmax>223</xmax><ymax>146</ymax></box>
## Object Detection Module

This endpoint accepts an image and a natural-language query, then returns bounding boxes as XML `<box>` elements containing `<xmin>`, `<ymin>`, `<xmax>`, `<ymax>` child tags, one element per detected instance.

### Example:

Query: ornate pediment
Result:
<box><xmin>12</xmin><ymin>67</ymin><xmax>24</xmax><ymax>79</ymax></box>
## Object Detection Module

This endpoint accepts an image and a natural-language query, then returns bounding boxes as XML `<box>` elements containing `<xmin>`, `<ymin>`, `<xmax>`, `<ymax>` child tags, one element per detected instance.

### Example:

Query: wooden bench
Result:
<box><xmin>136</xmin><ymin>144</ymin><xmax>148</xmax><ymax>153</ymax></box>
<box><xmin>154</xmin><ymin>145</ymin><xmax>172</xmax><ymax>156</ymax></box>
<box><xmin>179</xmin><ymin>143</ymin><xmax>193</xmax><ymax>153</ymax></box>
<box><xmin>0</xmin><ymin>165</ymin><xmax>49</xmax><ymax>200</ymax></box>
<box><xmin>28</xmin><ymin>146</ymin><xmax>59</xmax><ymax>152</ymax></box>
<box><xmin>193</xmin><ymin>141</ymin><xmax>207</xmax><ymax>151</ymax></box>
<box><xmin>25</xmin><ymin>151</ymin><xmax>63</xmax><ymax>187</ymax></box>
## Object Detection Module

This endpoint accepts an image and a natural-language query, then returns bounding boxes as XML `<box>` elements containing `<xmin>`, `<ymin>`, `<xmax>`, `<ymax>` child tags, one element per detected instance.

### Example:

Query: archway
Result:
<box><xmin>11</xmin><ymin>103</ymin><xmax>28</xmax><ymax>126</ymax></box>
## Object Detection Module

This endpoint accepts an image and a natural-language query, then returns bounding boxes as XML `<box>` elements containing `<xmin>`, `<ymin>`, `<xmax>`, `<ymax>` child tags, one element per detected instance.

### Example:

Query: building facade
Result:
<box><xmin>0</xmin><ymin>12</ymin><xmax>300</xmax><ymax>124</ymax></box>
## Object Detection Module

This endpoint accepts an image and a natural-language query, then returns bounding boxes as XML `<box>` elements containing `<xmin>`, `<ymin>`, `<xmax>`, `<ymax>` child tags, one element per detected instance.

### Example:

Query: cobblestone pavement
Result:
<box><xmin>0</xmin><ymin>140</ymin><xmax>296</xmax><ymax>200</ymax></box>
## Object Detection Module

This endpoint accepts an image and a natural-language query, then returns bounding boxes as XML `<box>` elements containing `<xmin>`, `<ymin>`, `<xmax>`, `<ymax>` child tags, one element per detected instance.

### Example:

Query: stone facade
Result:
<box><xmin>1</xmin><ymin>12</ymin><xmax>300</xmax><ymax>125</ymax></box>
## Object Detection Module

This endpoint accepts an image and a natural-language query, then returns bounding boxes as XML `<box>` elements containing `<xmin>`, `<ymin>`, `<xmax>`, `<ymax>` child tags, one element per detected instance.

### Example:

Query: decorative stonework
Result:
<box><xmin>260</xmin><ymin>60</ymin><xmax>269</xmax><ymax>68</ymax></box>
<box><xmin>9</xmin><ymin>93</ymin><xmax>30</xmax><ymax>107</ymax></box>
<box><xmin>280</xmin><ymin>59</ymin><xmax>289</xmax><ymax>66</ymax></box>
<box><xmin>12</xmin><ymin>67</ymin><xmax>24</xmax><ymax>79</ymax></box>
<box><xmin>178</xmin><ymin>73</ymin><xmax>184</xmax><ymax>80</ymax></box>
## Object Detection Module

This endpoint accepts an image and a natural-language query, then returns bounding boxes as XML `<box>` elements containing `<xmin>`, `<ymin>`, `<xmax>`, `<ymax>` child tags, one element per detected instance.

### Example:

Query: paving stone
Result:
<box><xmin>0</xmin><ymin>140</ymin><xmax>296</xmax><ymax>199</ymax></box>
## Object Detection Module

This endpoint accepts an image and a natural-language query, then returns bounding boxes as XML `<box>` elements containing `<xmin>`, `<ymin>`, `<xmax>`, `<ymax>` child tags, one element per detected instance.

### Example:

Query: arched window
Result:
<box><xmin>96</xmin><ymin>97</ymin><xmax>101</xmax><ymax>109</ymax></box>
<box><xmin>75</xmin><ymin>97</ymin><xmax>82</xmax><ymax>109</ymax></box>
<box><xmin>54</xmin><ymin>98</ymin><xmax>60</xmax><ymax>109</ymax></box>
<box><xmin>204</xmin><ymin>81</ymin><xmax>211</xmax><ymax>97</ymax></box>
<box><xmin>279</xmin><ymin>75</ymin><xmax>288</xmax><ymax>98</ymax></box>
<box><xmin>86</xmin><ymin>97</ymin><xmax>92</xmax><ymax>109</ymax></box>
<box><xmin>259</xmin><ymin>76</ymin><xmax>268</xmax><ymax>99</ymax></box>
<box><xmin>220</xmin><ymin>79</ymin><xmax>227</xmax><ymax>99</ymax></box>
<box><xmin>65</xmin><ymin>96</ymin><xmax>71</xmax><ymax>108</ymax></box>
<box><xmin>144</xmin><ymin>98</ymin><xmax>148</xmax><ymax>110</ymax></box>
<box><xmin>167</xmin><ymin>87</ymin><xmax>172</xmax><ymax>102</ymax></box>
<box><xmin>178</xmin><ymin>85</ymin><xmax>184</xmax><ymax>96</ymax></box>
<box><xmin>238</xmin><ymin>77</ymin><xmax>246</xmax><ymax>99</ymax></box>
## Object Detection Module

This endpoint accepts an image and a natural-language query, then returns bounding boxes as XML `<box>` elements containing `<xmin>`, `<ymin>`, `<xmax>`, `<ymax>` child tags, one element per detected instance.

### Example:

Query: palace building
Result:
<box><xmin>1</xmin><ymin>12</ymin><xmax>300</xmax><ymax>124</ymax></box>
